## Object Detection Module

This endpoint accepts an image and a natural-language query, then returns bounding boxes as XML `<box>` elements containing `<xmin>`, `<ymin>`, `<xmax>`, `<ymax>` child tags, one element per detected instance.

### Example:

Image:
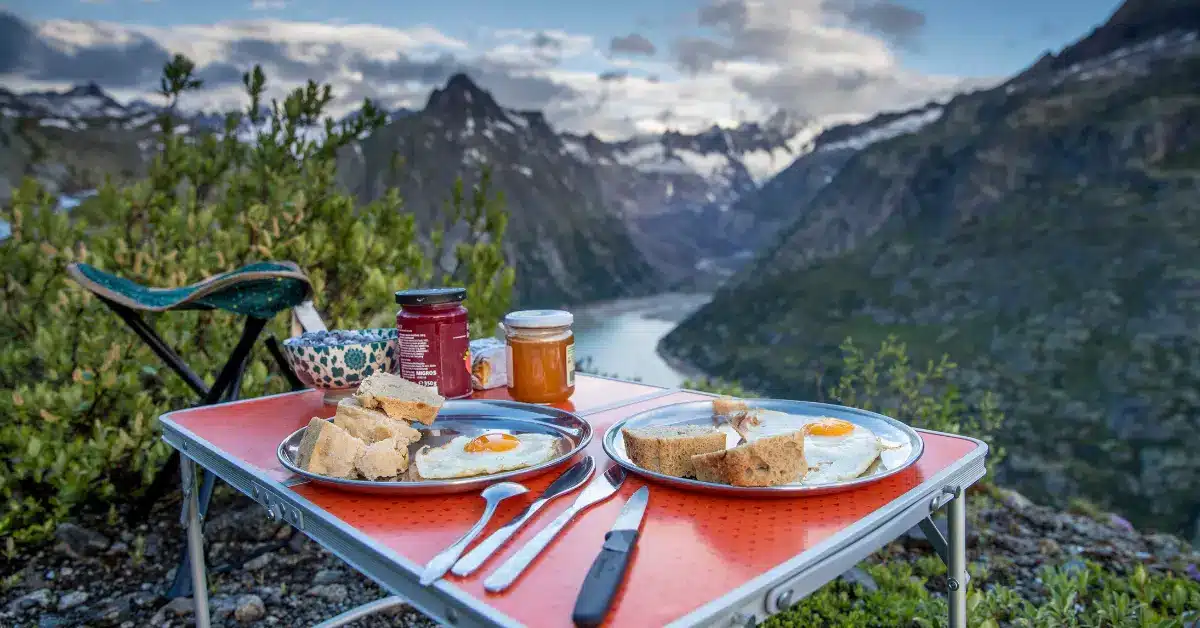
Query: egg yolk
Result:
<box><xmin>464</xmin><ymin>432</ymin><xmax>521</xmax><ymax>453</ymax></box>
<box><xmin>804</xmin><ymin>418</ymin><xmax>856</xmax><ymax>437</ymax></box>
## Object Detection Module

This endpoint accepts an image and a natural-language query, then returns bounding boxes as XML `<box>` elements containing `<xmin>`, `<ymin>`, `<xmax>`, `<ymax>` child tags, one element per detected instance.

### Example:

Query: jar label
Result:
<box><xmin>397</xmin><ymin>319</ymin><xmax>471</xmax><ymax>398</ymax></box>
<box><xmin>565</xmin><ymin>342</ymin><xmax>575</xmax><ymax>387</ymax></box>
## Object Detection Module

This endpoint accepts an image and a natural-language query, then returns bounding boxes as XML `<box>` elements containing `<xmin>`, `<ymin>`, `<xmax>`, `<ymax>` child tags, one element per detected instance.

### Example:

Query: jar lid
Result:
<box><xmin>503</xmin><ymin>309</ymin><xmax>574</xmax><ymax>329</ymax></box>
<box><xmin>395</xmin><ymin>287</ymin><xmax>466</xmax><ymax>306</ymax></box>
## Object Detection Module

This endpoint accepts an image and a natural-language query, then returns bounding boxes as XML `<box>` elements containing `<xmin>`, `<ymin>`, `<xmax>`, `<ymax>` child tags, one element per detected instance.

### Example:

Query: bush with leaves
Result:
<box><xmin>768</xmin><ymin>557</ymin><xmax>1198</xmax><ymax>628</ymax></box>
<box><xmin>0</xmin><ymin>55</ymin><xmax>513</xmax><ymax>546</ymax></box>
<box><xmin>825</xmin><ymin>334</ymin><xmax>1006</xmax><ymax>475</ymax></box>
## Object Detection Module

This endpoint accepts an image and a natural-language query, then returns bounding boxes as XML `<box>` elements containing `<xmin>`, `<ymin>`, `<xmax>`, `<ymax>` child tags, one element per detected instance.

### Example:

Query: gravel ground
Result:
<box><xmin>1</xmin><ymin>487</ymin><xmax>438</xmax><ymax>628</ymax></box>
<box><xmin>2</xmin><ymin>485</ymin><xmax>1196</xmax><ymax>627</ymax></box>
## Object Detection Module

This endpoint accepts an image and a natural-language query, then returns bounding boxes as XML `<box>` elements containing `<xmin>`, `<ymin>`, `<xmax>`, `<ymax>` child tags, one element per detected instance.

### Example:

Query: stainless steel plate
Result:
<box><xmin>602</xmin><ymin>399</ymin><xmax>924</xmax><ymax>497</ymax></box>
<box><xmin>279</xmin><ymin>399</ymin><xmax>592</xmax><ymax>495</ymax></box>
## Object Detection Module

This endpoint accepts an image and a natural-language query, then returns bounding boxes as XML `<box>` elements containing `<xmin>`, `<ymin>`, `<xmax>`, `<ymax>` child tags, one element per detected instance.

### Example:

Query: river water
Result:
<box><xmin>569</xmin><ymin>293</ymin><xmax>711</xmax><ymax>388</ymax></box>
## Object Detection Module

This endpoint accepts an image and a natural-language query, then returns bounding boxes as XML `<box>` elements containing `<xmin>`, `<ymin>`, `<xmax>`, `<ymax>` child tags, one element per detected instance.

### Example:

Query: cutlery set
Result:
<box><xmin>419</xmin><ymin>456</ymin><xmax>647</xmax><ymax>625</ymax></box>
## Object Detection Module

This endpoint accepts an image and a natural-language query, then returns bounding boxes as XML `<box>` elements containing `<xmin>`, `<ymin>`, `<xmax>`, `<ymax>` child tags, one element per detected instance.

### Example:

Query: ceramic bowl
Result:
<box><xmin>282</xmin><ymin>328</ymin><xmax>397</xmax><ymax>403</ymax></box>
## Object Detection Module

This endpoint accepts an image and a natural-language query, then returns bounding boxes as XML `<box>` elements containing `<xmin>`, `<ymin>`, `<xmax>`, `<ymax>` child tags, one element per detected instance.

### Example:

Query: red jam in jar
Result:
<box><xmin>394</xmin><ymin>288</ymin><xmax>472</xmax><ymax>399</ymax></box>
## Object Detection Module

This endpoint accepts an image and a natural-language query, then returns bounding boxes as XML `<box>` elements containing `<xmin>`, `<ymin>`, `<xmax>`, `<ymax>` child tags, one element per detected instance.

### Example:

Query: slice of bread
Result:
<box><xmin>294</xmin><ymin>418</ymin><xmax>365</xmax><ymax>479</ymax></box>
<box><xmin>712</xmin><ymin>397</ymin><xmax>748</xmax><ymax>418</ymax></box>
<box><xmin>334</xmin><ymin>397</ymin><xmax>422</xmax><ymax>446</ymax></box>
<box><xmin>690</xmin><ymin>431</ymin><xmax>807</xmax><ymax>487</ymax></box>
<box><xmin>354</xmin><ymin>373</ymin><xmax>444</xmax><ymax>425</ymax></box>
<box><xmin>621</xmin><ymin>425</ymin><xmax>728</xmax><ymax>478</ymax></box>
<box><xmin>355</xmin><ymin>437</ymin><xmax>409</xmax><ymax>480</ymax></box>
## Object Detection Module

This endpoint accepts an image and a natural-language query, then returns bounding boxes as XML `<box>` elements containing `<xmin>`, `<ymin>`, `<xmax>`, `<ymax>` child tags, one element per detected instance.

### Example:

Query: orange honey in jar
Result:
<box><xmin>503</xmin><ymin>310</ymin><xmax>575</xmax><ymax>404</ymax></box>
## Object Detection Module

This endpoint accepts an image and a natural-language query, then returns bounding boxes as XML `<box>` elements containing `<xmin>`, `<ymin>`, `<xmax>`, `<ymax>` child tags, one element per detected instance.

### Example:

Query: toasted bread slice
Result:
<box><xmin>355</xmin><ymin>437</ymin><xmax>409</xmax><ymax>480</ymax></box>
<box><xmin>294</xmin><ymin>418</ymin><xmax>365</xmax><ymax>479</ymax></box>
<box><xmin>690</xmin><ymin>431</ymin><xmax>806</xmax><ymax>487</ymax></box>
<box><xmin>334</xmin><ymin>397</ymin><xmax>422</xmax><ymax>446</ymax></box>
<box><xmin>621</xmin><ymin>425</ymin><xmax>728</xmax><ymax>478</ymax></box>
<box><xmin>354</xmin><ymin>373</ymin><xmax>444</xmax><ymax>425</ymax></box>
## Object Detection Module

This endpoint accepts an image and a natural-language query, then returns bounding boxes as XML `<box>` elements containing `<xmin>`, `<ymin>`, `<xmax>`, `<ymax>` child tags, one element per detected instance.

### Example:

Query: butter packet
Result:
<box><xmin>470</xmin><ymin>337</ymin><xmax>507</xmax><ymax>390</ymax></box>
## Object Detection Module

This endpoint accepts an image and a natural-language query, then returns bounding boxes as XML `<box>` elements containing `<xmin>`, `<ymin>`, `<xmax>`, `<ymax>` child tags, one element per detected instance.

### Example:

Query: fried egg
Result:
<box><xmin>414</xmin><ymin>432</ymin><xmax>560</xmax><ymax>480</ymax></box>
<box><xmin>733</xmin><ymin>411</ymin><xmax>885</xmax><ymax>485</ymax></box>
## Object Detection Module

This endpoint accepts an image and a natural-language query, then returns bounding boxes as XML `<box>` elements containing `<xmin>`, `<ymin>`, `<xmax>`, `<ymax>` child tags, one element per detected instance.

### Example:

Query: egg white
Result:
<box><xmin>734</xmin><ymin>410</ymin><xmax>884</xmax><ymax>485</ymax></box>
<box><xmin>415</xmin><ymin>433</ymin><xmax>560</xmax><ymax>479</ymax></box>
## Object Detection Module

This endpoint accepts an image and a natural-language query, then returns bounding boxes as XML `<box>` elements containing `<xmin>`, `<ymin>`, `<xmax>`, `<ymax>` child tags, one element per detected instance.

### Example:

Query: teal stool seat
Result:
<box><xmin>65</xmin><ymin>260</ymin><xmax>317</xmax><ymax>600</ymax></box>
<box><xmin>66</xmin><ymin>261</ymin><xmax>312</xmax><ymax>319</ymax></box>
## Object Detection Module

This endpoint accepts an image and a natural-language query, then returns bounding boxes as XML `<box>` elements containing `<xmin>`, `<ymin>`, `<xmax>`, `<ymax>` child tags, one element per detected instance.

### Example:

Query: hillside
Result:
<box><xmin>716</xmin><ymin>103</ymin><xmax>945</xmax><ymax>261</ymax></box>
<box><xmin>0</xmin><ymin>62</ymin><xmax>817</xmax><ymax>303</ymax></box>
<box><xmin>333</xmin><ymin>74</ymin><xmax>658</xmax><ymax>305</ymax></box>
<box><xmin>662</xmin><ymin>1</ymin><xmax>1200</xmax><ymax>541</ymax></box>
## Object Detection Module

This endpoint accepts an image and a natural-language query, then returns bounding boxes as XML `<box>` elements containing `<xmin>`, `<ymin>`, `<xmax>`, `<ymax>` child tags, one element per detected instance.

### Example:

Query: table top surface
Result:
<box><xmin>161</xmin><ymin>374</ymin><xmax>986</xmax><ymax>628</ymax></box>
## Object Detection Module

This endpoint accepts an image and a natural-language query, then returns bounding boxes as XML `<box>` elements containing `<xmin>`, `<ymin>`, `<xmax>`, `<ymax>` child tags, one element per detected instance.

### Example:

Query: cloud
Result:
<box><xmin>598</xmin><ymin>70</ymin><xmax>629</xmax><ymax>82</ymax></box>
<box><xmin>609</xmin><ymin>33</ymin><xmax>656</xmax><ymax>56</ymax></box>
<box><xmin>666</xmin><ymin>0</ymin><xmax>981</xmax><ymax>117</ymax></box>
<box><xmin>824</xmin><ymin>0</ymin><xmax>925</xmax><ymax>48</ymax></box>
<box><xmin>0</xmin><ymin>6</ymin><xmax>994</xmax><ymax>139</ymax></box>
<box><xmin>250</xmin><ymin>0</ymin><xmax>287</xmax><ymax>10</ymax></box>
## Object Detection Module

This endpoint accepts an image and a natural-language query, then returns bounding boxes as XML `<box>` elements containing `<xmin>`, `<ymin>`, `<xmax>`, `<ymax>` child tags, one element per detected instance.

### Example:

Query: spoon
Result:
<box><xmin>451</xmin><ymin>456</ymin><xmax>595</xmax><ymax>577</ymax></box>
<box><xmin>419</xmin><ymin>482</ymin><xmax>528</xmax><ymax>586</ymax></box>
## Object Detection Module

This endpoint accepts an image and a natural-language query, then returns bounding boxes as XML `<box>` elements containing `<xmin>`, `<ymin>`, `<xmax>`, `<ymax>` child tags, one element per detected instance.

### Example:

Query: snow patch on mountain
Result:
<box><xmin>819</xmin><ymin>107</ymin><xmax>944</xmax><ymax>152</ymax></box>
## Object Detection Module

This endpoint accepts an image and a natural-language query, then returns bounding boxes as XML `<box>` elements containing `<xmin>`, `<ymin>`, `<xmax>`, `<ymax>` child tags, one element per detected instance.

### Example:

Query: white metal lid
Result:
<box><xmin>503</xmin><ymin>309</ymin><xmax>574</xmax><ymax>329</ymax></box>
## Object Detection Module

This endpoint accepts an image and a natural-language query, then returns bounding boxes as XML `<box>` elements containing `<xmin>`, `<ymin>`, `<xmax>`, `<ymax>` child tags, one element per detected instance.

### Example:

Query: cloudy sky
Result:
<box><xmin>2</xmin><ymin>0</ymin><xmax>1121</xmax><ymax>138</ymax></box>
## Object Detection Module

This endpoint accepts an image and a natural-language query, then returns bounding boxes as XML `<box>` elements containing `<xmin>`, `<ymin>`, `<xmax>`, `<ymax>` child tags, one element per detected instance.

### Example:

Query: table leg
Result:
<box><xmin>947</xmin><ymin>489</ymin><xmax>967</xmax><ymax>628</ymax></box>
<box><xmin>181</xmin><ymin>455</ymin><xmax>212</xmax><ymax>628</ymax></box>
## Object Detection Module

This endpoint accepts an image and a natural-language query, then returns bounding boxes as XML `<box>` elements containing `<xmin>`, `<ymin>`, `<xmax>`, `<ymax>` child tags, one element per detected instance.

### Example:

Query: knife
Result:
<box><xmin>570</xmin><ymin>486</ymin><xmax>649</xmax><ymax>627</ymax></box>
<box><xmin>451</xmin><ymin>456</ymin><xmax>596</xmax><ymax>577</ymax></box>
<box><xmin>483</xmin><ymin>465</ymin><xmax>627</xmax><ymax>593</ymax></box>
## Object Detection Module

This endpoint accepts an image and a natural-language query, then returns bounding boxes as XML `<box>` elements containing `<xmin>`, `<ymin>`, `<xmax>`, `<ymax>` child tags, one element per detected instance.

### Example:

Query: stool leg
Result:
<box><xmin>947</xmin><ymin>490</ymin><xmax>967</xmax><ymax>628</ymax></box>
<box><xmin>181</xmin><ymin>455</ymin><xmax>211</xmax><ymax>628</ymax></box>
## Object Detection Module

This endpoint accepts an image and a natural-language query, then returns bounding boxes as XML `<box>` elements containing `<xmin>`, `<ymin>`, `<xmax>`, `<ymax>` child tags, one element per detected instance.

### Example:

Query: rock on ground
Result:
<box><xmin>0</xmin><ymin>490</ymin><xmax>437</xmax><ymax>628</ymax></box>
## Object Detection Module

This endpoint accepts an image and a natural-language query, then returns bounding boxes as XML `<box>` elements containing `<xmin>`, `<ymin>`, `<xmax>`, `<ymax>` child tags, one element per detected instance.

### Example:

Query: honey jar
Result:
<box><xmin>503</xmin><ymin>310</ymin><xmax>575</xmax><ymax>404</ymax></box>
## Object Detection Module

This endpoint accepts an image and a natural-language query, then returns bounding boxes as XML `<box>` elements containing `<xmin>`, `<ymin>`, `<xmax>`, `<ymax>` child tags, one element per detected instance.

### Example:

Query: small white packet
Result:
<box><xmin>470</xmin><ymin>337</ymin><xmax>507</xmax><ymax>390</ymax></box>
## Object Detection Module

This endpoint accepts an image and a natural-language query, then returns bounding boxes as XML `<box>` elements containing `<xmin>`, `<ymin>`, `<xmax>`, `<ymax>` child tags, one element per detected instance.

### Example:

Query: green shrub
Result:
<box><xmin>827</xmin><ymin>335</ymin><xmax>1006</xmax><ymax>475</ymax></box>
<box><xmin>769</xmin><ymin>559</ymin><xmax>1198</xmax><ymax>627</ymax></box>
<box><xmin>682</xmin><ymin>376</ymin><xmax>750</xmax><ymax>397</ymax></box>
<box><xmin>0</xmin><ymin>55</ymin><xmax>513</xmax><ymax>544</ymax></box>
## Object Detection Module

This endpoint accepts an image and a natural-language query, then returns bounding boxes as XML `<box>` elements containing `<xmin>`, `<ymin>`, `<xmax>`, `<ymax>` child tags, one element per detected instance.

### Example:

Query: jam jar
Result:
<box><xmin>395</xmin><ymin>288</ymin><xmax>472</xmax><ymax>399</ymax></box>
<box><xmin>503</xmin><ymin>310</ymin><xmax>575</xmax><ymax>404</ymax></box>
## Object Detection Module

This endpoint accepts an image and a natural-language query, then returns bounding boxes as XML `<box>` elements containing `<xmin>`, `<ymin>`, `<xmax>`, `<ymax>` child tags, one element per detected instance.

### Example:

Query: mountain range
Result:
<box><xmin>0</xmin><ymin>55</ymin><xmax>931</xmax><ymax>304</ymax></box>
<box><xmin>662</xmin><ymin>0</ymin><xmax>1200</xmax><ymax>541</ymax></box>
<box><xmin>8</xmin><ymin>0</ymin><xmax>1195</xmax><ymax>540</ymax></box>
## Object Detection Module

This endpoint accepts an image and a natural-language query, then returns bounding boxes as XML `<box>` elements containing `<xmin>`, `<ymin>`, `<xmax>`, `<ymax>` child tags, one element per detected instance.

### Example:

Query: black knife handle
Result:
<box><xmin>571</xmin><ymin>529</ymin><xmax>639</xmax><ymax>627</ymax></box>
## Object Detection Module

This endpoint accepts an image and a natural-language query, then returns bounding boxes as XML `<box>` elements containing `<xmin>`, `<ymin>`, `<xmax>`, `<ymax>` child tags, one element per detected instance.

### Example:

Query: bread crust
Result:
<box><xmin>294</xmin><ymin>418</ymin><xmax>365</xmax><ymax>479</ymax></box>
<box><xmin>355</xmin><ymin>437</ymin><xmax>409</xmax><ymax>480</ymax></box>
<box><xmin>621</xmin><ymin>425</ymin><xmax>727</xmax><ymax>478</ymax></box>
<box><xmin>690</xmin><ymin>431</ymin><xmax>807</xmax><ymax>487</ymax></box>
<box><xmin>335</xmin><ymin>397</ymin><xmax>422</xmax><ymax>445</ymax></box>
<box><xmin>354</xmin><ymin>373</ymin><xmax>444</xmax><ymax>425</ymax></box>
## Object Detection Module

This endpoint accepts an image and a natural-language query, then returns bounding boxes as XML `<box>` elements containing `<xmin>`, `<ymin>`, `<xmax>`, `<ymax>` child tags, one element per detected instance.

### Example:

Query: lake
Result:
<box><xmin>569</xmin><ymin>293</ymin><xmax>711</xmax><ymax>388</ymax></box>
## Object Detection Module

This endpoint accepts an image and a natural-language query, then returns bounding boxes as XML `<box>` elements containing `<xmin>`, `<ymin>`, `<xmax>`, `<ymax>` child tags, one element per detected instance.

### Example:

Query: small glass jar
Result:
<box><xmin>395</xmin><ymin>288</ymin><xmax>472</xmax><ymax>399</ymax></box>
<box><xmin>503</xmin><ymin>310</ymin><xmax>575</xmax><ymax>404</ymax></box>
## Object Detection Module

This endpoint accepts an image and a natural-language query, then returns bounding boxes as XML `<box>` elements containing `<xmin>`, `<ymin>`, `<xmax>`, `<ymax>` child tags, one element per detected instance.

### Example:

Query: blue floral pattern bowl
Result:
<box><xmin>282</xmin><ymin>328</ymin><xmax>398</xmax><ymax>400</ymax></box>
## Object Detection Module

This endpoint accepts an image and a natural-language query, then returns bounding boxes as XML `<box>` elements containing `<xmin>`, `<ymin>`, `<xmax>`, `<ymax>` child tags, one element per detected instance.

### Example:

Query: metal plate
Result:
<box><xmin>602</xmin><ymin>399</ymin><xmax>924</xmax><ymax>497</ymax></box>
<box><xmin>279</xmin><ymin>399</ymin><xmax>592</xmax><ymax>495</ymax></box>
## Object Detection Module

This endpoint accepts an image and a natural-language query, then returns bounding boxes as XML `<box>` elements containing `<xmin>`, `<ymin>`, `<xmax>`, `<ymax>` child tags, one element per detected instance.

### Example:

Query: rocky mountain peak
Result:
<box><xmin>424</xmin><ymin>72</ymin><xmax>507</xmax><ymax>122</ymax></box>
<box><xmin>1022</xmin><ymin>0</ymin><xmax>1200</xmax><ymax>76</ymax></box>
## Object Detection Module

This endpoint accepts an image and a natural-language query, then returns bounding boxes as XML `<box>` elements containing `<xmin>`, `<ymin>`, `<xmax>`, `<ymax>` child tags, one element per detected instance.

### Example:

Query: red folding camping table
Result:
<box><xmin>159</xmin><ymin>374</ymin><xmax>987</xmax><ymax>628</ymax></box>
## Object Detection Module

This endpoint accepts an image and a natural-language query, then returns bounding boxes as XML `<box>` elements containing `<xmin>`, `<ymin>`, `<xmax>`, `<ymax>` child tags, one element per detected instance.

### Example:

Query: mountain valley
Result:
<box><xmin>662</xmin><ymin>1</ymin><xmax>1200</xmax><ymax>540</ymax></box>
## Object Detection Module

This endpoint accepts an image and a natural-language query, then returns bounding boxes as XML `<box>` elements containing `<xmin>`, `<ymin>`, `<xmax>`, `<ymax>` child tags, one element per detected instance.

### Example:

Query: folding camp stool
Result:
<box><xmin>66</xmin><ymin>260</ymin><xmax>326</xmax><ymax>597</ymax></box>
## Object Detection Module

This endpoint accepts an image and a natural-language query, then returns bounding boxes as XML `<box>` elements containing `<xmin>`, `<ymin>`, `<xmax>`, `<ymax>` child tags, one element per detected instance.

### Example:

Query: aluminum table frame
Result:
<box><xmin>161</xmin><ymin>376</ymin><xmax>986</xmax><ymax>628</ymax></box>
